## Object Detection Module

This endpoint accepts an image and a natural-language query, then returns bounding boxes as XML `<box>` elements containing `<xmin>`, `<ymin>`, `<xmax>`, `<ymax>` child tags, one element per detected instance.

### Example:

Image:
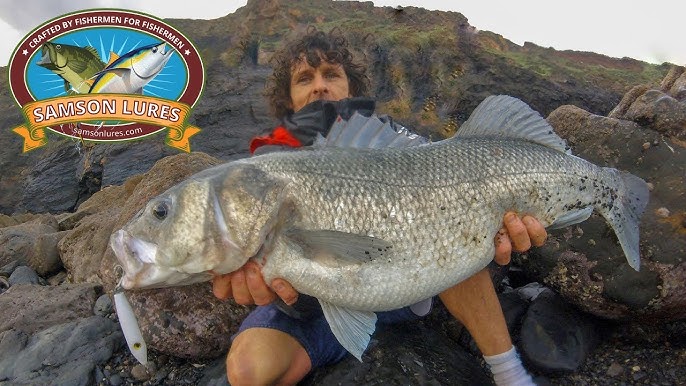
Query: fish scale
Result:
<box><xmin>255</xmin><ymin>138</ymin><xmax>602</xmax><ymax>311</ymax></box>
<box><xmin>111</xmin><ymin>95</ymin><xmax>648</xmax><ymax>362</ymax></box>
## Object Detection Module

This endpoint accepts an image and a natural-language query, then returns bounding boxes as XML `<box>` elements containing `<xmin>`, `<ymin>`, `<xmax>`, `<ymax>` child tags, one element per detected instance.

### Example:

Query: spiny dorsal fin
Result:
<box><xmin>107</xmin><ymin>51</ymin><xmax>120</xmax><ymax>66</ymax></box>
<box><xmin>314</xmin><ymin>112</ymin><xmax>427</xmax><ymax>149</ymax></box>
<box><xmin>84</xmin><ymin>46</ymin><xmax>101</xmax><ymax>60</ymax></box>
<box><xmin>455</xmin><ymin>95</ymin><xmax>570</xmax><ymax>154</ymax></box>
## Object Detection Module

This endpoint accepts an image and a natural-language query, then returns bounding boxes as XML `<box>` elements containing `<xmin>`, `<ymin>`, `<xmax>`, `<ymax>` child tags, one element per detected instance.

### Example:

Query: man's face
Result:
<box><xmin>289</xmin><ymin>53</ymin><xmax>351</xmax><ymax>113</ymax></box>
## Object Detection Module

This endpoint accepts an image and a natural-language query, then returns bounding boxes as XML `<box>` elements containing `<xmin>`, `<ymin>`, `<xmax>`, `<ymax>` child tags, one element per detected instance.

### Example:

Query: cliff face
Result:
<box><xmin>0</xmin><ymin>0</ymin><xmax>672</xmax><ymax>214</ymax></box>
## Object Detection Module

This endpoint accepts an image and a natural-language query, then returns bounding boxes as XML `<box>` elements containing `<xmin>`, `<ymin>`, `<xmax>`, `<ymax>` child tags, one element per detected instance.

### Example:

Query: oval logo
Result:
<box><xmin>8</xmin><ymin>9</ymin><xmax>204</xmax><ymax>152</ymax></box>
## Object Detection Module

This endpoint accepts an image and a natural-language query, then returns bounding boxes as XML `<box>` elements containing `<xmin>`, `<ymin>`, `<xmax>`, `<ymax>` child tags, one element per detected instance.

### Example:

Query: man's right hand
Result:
<box><xmin>212</xmin><ymin>261</ymin><xmax>299</xmax><ymax>306</ymax></box>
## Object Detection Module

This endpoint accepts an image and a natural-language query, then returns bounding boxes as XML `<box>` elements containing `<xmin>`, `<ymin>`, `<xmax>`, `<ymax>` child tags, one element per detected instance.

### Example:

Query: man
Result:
<box><xmin>213</xmin><ymin>27</ymin><xmax>546</xmax><ymax>385</ymax></box>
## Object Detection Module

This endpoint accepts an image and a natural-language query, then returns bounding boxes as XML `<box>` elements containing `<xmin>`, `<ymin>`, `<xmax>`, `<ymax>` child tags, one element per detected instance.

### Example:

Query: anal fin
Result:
<box><xmin>319</xmin><ymin>299</ymin><xmax>377</xmax><ymax>361</ymax></box>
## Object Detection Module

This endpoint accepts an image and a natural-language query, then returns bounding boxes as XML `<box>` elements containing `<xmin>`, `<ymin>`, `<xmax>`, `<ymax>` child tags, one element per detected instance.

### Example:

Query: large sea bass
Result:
<box><xmin>111</xmin><ymin>95</ymin><xmax>648</xmax><ymax>360</ymax></box>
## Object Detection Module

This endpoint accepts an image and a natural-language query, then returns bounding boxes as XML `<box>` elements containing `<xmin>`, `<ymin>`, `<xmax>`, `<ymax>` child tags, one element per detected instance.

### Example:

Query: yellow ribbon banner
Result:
<box><xmin>12</xmin><ymin>94</ymin><xmax>201</xmax><ymax>152</ymax></box>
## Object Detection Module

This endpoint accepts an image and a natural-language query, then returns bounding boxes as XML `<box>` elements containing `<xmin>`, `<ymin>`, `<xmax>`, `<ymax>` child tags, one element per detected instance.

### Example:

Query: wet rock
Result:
<box><xmin>519</xmin><ymin>289</ymin><xmax>600</xmax><ymax>373</ymax></box>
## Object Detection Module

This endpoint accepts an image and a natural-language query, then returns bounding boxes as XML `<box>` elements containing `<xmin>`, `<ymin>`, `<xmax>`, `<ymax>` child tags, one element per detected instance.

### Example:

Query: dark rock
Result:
<box><xmin>623</xmin><ymin>90</ymin><xmax>686</xmax><ymax>139</ymax></box>
<box><xmin>124</xmin><ymin>283</ymin><xmax>252</xmax><ymax>359</ymax></box>
<box><xmin>520</xmin><ymin>289</ymin><xmax>600</xmax><ymax>373</ymax></box>
<box><xmin>302</xmin><ymin>319</ymin><xmax>494</xmax><ymax>385</ymax></box>
<box><xmin>197</xmin><ymin>358</ymin><xmax>231</xmax><ymax>386</ymax></box>
<box><xmin>516</xmin><ymin>102</ymin><xmax>686</xmax><ymax>323</ymax></box>
<box><xmin>0</xmin><ymin>315</ymin><xmax>122</xmax><ymax>386</ymax></box>
<box><xmin>94</xmin><ymin>294</ymin><xmax>114</xmax><ymax>317</ymax></box>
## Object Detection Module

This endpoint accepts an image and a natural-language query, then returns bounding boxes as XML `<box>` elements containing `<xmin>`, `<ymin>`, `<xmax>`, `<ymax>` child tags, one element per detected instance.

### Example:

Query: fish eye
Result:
<box><xmin>152</xmin><ymin>201</ymin><xmax>169</xmax><ymax>220</ymax></box>
<box><xmin>152</xmin><ymin>46</ymin><xmax>158</xmax><ymax>53</ymax></box>
<box><xmin>56</xmin><ymin>45</ymin><xmax>61</xmax><ymax>50</ymax></box>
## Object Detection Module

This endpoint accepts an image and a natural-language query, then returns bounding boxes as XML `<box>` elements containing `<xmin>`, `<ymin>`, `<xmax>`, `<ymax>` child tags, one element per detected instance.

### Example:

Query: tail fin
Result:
<box><xmin>600</xmin><ymin>169</ymin><xmax>649</xmax><ymax>271</ymax></box>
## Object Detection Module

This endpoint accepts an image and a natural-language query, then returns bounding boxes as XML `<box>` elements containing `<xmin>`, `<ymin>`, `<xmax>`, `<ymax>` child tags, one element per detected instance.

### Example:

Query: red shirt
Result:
<box><xmin>249</xmin><ymin>126</ymin><xmax>302</xmax><ymax>154</ymax></box>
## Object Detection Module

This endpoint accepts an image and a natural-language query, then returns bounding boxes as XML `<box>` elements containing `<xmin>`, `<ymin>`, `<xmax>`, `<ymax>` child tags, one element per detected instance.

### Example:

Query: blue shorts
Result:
<box><xmin>235</xmin><ymin>295</ymin><xmax>427</xmax><ymax>368</ymax></box>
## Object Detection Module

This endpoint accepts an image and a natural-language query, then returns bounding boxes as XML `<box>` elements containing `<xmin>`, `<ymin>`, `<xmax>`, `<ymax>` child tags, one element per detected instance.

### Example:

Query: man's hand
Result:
<box><xmin>212</xmin><ymin>261</ymin><xmax>299</xmax><ymax>306</ymax></box>
<box><xmin>494</xmin><ymin>212</ymin><xmax>547</xmax><ymax>265</ymax></box>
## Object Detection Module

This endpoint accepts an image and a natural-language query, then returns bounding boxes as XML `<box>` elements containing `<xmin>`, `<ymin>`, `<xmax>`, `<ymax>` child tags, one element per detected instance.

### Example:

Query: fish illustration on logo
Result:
<box><xmin>36</xmin><ymin>41</ymin><xmax>106</xmax><ymax>94</ymax></box>
<box><xmin>9</xmin><ymin>9</ymin><xmax>204</xmax><ymax>153</ymax></box>
<box><xmin>89</xmin><ymin>42</ymin><xmax>174</xmax><ymax>94</ymax></box>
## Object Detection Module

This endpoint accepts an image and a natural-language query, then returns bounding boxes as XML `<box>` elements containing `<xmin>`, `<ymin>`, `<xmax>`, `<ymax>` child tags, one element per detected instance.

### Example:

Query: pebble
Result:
<box><xmin>131</xmin><ymin>364</ymin><xmax>150</xmax><ymax>381</ymax></box>
<box><xmin>109</xmin><ymin>373</ymin><xmax>123</xmax><ymax>386</ymax></box>
<box><xmin>655</xmin><ymin>207</ymin><xmax>670</xmax><ymax>218</ymax></box>
<box><xmin>642</xmin><ymin>142</ymin><xmax>651</xmax><ymax>150</ymax></box>
<box><xmin>606</xmin><ymin>361</ymin><xmax>623</xmax><ymax>377</ymax></box>
<box><xmin>94</xmin><ymin>294</ymin><xmax>113</xmax><ymax>316</ymax></box>
<box><xmin>8</xmin><ymin>265</ymin><xmax>40</xmax><ymax>285</ymax></box>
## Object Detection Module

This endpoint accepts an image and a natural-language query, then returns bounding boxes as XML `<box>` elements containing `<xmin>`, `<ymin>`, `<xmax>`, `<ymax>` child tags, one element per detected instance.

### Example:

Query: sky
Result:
<box><xmin>0</xmin><ymin>0</ymin><xmax>683</xmax><ymax>67</ymax></box>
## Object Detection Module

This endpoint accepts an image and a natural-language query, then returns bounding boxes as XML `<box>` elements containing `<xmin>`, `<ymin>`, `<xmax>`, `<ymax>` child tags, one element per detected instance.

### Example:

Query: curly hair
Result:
<box><xmin>264</xmin><ymin>26</ymin><xmax>370</xmax><ymax>120</ymax></box>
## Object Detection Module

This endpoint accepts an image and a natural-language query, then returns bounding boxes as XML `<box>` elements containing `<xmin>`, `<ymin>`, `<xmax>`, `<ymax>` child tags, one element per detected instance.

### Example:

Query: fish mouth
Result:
<box><xmin>110</xmin><ymin>230</ymin><xmax>160</xmax><ymax>289</ymax></box>
<box><xmin>39</xmin><ymin>43</ymin><xmax>70</xmax><ymax>69</ymax></box>
<box><xmin>132</xmin><ymin>43</ymin><xmax>174</xmax><ymax>79</ymax></box>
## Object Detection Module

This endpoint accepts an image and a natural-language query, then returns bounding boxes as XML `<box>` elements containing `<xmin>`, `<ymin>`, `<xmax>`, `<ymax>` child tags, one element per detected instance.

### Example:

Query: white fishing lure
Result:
<box><xmin>113</xmin><ymin>289</ymin><xmax>148</xmax><ymax>365</ymax></box>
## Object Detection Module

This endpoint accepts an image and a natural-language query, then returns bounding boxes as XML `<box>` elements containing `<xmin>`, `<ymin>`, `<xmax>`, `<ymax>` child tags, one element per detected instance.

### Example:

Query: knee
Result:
<box><xmin>226</xmin><ymin>345</ymin><xmax>263</xmax><ymax>386</ymax></box>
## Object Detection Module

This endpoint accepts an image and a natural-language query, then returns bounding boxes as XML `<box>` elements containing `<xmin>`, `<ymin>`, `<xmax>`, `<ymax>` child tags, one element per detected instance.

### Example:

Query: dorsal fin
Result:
<box><xmin>455</xmin><ymin>95</ymin><xmax>570</xmax><ymax>154</ymax></box>
<box><xmin>84</xmin><ymin>46</ymin><xmax>101</xmax><ymax>60</ymax></box>
<box><xmin>314</xmin><ymin>112</ymin><xmax>427</xmax><ymax>149</ymax></box>
<box><xmin>107</xmin><ymin>52</ymin><xmax>120</xmax><ymax>66</ymax></box>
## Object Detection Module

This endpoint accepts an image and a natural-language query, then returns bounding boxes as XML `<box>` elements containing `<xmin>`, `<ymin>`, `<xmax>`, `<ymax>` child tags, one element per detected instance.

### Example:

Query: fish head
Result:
<box><xmin>128</xmin><ymin>42</ymin><xmax>174</xmax><ymax>79</ymax></box>
<box><xmin>37</xmin><ymin>42</ymin><xmax>67</xmax><ymax>70</ymax></box>
<box><xmin>111</xmin><ymin>162</ymin><xmax>287</xmax><ymax>290</ymax></box>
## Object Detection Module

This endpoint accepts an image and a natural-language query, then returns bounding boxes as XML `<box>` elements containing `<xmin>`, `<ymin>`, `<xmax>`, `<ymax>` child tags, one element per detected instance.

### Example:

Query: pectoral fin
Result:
<box><xmin>285</xmin><ymin>228</ymin><xmax>393</xmax><ymax>265</ymax></box>
<box><xmin>319</xmin><ymin>299</ymin><xmax>377</xmax><ymax>361</ymax></box>
<box><xmin>549</xmin><ymin>206</ymin><xmax>593</xmax><ymax>229</ymax></box>
<box><xmin>70</xmin><ymin>60</ymin><xmax>87</xmax><ymax>73</ymax></box>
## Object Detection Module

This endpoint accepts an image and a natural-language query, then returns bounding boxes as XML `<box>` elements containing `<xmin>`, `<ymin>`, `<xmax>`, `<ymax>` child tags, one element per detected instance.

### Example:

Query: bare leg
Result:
<box><xmin>438</xmin><ymin>268</ymin><xmax>511</xmax><ymax>356</ymax></box>
<box><xmin>227</xmin><ymin>328</ymin><xmax>312</xmax><ymax>386</ymax></box>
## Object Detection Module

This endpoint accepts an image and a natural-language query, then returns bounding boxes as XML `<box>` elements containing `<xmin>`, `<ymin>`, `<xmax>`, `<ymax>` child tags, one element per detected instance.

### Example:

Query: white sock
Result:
<box><xmin>483</xmin><ymin>346</ymin><xmax>535</xmax><ymax>386</ymax></box>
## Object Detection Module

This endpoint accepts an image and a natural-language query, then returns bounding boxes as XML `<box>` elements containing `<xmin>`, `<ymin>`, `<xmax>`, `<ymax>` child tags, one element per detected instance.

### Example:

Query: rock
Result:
<box><xmin>659</xmin><ymin>65</ymin><xmax>685</xmax><ymax>100</ymax></box>
<box><xmin>0</xmin><ymin>216</ymin><xmax>66</xmax><ymax>277</ymax></box>
<box><xmin>124</xmin><ymin>283</ymin><xmax>252</xmax><ymax>359</ymax></box>
<box><xmin>302</xmin><ymin>318</ymin><xmax>494</xmax><ymax>385</ymax></box>
<box><xmin>608</xmin><ymin>84</ymin><xmax>650</xmax><ymax>119</ymax></box>
<box><xmin>94</xmin><ymin>294</ymin><xmax>114</xmax><ymax>317</ymax></box>
<box><xmin>0</xmin><ymin>315</ymin><xmax>123</xmax><ymax>385</ymax></box>
<box><xmin>519</xmin><ymin>289</ymin><xmax>600</xmax><ymax>373</ymax></box>
<box><xmin>8</xmin><ymin>265</ymin><xmax>41</xmax><ymax>285</ymax></box>
<box><xmin>623</xmin><ymin>90</ymin><xmax>686</xmax><ymax>139</ymax></box>
<box><xmin>0</xmin><ymin>260</ymin><xmax>20</xmax><ymax>277</ymax></box>
<box><xmin>0</xmin><ymin>283</ymin><xmax>103</xmax><ymax>335</ymax></box>
<box><xmin>516</xmin><ymin>100</ymin><xmax>686</xmax><ymax>323</ymax></box>
<box><xmin>606</xmin><ymin>361</ymin><xmax>624</xmax><ymax>377</ymax></box>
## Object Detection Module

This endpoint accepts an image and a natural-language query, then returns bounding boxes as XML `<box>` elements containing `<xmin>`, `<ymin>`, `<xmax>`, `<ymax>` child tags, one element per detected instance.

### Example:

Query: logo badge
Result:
<box><xmin>8</xmin><ymin>9</ymin><xmax>204</xmax><ymax>152</ymax></box>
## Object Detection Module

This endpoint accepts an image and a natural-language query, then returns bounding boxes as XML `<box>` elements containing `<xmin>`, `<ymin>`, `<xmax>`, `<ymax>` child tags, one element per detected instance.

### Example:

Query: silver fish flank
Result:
<box><xmin>110</xmin><ymin>95</ymin><xmax>649</xmax><ymax>360</ymax></box>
